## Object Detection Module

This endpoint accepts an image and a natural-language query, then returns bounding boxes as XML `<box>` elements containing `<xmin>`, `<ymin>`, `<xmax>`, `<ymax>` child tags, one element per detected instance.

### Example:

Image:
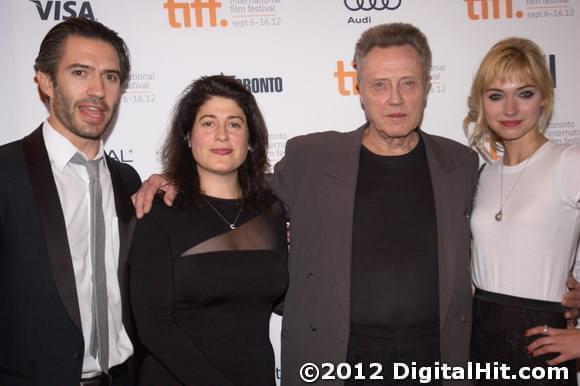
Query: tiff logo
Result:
<box><xmin>30</xmin><ymin>0</ymin><xmax>95</xmax><ymax>20</ymax></box>
<box><xmin>163</xmin><ymin>0</ymin><xmax>228</xmax><ymax>28</ymax></box>
<box><xmin>465</xmin><ymin>0</ymin><xmax>524</xmax><ymax>20</ymax></box>
<box><xmin>334</xmin><ymin>60</ymin><xmax>359</xmax><ymax>96</ymax></box>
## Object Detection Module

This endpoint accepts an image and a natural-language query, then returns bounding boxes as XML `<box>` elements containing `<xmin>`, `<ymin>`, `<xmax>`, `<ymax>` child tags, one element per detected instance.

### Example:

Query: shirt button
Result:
<box><xmin>461</xmin><ymin>315</ymin><xmax>468</xmax><ymax>323</ymax></box>
<box><xmin>310</xmin><ymin>323</ymin><xmax>318</xmax><ymax>332</ymax></box>
<box><xmin>307</xmin><ymin>272</ymin><xmax>314</xmax><ymax>279</ymax></box>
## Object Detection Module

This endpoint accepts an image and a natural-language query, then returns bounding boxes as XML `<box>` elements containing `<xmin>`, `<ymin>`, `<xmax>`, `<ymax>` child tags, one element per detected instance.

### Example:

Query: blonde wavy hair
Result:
<box><xmin>463</xmin><ymin>37</ymin><xmax>553</xmax><ymax>159</ymax></box>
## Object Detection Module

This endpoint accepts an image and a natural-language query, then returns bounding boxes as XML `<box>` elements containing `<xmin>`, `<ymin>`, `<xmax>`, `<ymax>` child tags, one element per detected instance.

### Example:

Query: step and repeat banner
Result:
<box><xmin>1</xmin><ymin>0</ymin><xmax>578</xmax><ymax>383</ymax></box>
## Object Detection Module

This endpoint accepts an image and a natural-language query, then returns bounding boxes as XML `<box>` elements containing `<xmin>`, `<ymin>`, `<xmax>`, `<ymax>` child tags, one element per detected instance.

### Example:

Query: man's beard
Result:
<box><xmin>53</xmin><ymin>86</ymin><xmax>115</xmax><ymax>140</ymax></box>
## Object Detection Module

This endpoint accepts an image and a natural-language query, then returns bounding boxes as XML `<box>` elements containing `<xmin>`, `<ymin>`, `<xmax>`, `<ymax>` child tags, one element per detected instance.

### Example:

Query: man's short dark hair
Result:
<box><xmin>34</xmin><ymin>17</ymin><xmax>130</xmax><ymax>84</ymax></box>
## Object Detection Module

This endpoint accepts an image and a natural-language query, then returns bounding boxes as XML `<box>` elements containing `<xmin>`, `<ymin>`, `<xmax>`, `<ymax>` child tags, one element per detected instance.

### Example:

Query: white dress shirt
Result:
<box><xmin>42</xmin><ymin>122</ymin><xmax>133</xmax><ymax>376</ymax></box>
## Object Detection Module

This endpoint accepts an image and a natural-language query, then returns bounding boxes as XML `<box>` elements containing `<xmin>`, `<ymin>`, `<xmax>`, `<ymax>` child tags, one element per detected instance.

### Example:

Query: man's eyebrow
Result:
<box><xmin>103</xmin><ymin>69</ymin><xmax>121</xmax><ymax>77</ymax></box>
<box><xmin>65</xmin><ymin>63</ymin><xmax>121</xmax><ymax>76</ymax></box>
<box><xmin>65</xmin><ymin>63</ymin><xmax>92</xmax><ymax>71</ymax></box>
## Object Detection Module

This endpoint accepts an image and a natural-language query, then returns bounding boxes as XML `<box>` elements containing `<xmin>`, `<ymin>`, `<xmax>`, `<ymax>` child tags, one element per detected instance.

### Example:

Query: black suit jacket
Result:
<box><xmin>0</xmin><ymin>126</ymin><xmax>141</xmax><ymax>385</ymax></box>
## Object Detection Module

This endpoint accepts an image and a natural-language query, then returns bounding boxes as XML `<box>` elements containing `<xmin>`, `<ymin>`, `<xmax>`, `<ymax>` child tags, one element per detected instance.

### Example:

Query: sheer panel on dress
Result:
<box><xmin>180</xmin><ymin>202</ymin><xmax>285</xmax><ymax>257</ymax></box>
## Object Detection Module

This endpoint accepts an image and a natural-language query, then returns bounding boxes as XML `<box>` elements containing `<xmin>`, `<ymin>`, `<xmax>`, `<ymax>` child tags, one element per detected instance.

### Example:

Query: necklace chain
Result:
<box><xmin>495</xmin><ymin>154</ymin><xmax>534</xmax><ymax>222</ymax></box>
<box><xmin>203</xmin><ymin>196</ymin><xmax>243</xmax><ymax>229</ymax></box>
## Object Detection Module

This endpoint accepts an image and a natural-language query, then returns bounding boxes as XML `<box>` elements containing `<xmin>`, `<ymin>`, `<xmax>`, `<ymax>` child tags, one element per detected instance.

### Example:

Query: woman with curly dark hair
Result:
<box><xmin>129</xmin><ymin>75</ymin><xmax>288</xmax><ymax>386</ymax></box>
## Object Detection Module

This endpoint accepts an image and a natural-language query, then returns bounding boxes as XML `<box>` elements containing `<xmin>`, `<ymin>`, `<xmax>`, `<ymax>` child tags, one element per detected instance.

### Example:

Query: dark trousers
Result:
<box><xmin>80</xmin><ymin>362</ymin><xmax>130</xmax><ymax>386</ymax></box>
<box><xmin>347</xmin><ymin>323</ymin><xmax>441</xmax><ymax>385</ymax></box>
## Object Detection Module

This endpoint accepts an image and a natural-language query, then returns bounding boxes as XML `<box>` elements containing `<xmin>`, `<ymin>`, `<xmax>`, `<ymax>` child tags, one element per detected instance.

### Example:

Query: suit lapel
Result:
<box><xmin>22</xmin><ymin>126</ymin><xmax>82</xmax><ymax>332</ymax></box>
<box><xmin>316</xmin><ymin>125</ymin><xmax>366</xmax><ymax>329</ymax></box>
<box><xmin>106</xmin><ymin>157</ymin><xmax>136</xmax><ymax>326</ymax></box>
<box><xmin>421</xmin><ymin>131</ymin><xmax>460</xmax><ymax>327</ymax></box>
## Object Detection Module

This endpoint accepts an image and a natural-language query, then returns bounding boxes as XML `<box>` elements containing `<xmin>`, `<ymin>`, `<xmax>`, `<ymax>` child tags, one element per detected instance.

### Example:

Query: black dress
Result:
<box><xmin>129</xmin><ymin>195</ymin><xmax>288</xmax><ymax>386</ymax></box>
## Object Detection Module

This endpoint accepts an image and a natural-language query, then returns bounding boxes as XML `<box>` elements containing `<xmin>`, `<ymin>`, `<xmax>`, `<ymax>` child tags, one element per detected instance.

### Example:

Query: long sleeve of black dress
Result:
<box><xmin>130</xmin><ymin>213</ymin><xmax>236</xmax><ymax>386</ymax></box>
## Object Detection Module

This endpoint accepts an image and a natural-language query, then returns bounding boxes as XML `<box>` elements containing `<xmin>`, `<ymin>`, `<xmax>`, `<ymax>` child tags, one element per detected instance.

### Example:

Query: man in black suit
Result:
<box><xmin>0</xmin><ymin>18</ymin><xmax>140</xmax><ymax>385</ymax></box>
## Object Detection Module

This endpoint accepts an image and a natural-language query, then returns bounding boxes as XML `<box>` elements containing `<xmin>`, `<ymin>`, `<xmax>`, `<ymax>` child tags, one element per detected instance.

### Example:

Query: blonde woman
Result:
<box><xmin>464</xmin><ymin>38</ymin><xmax>580</xmax><ymax>384</ymax></box>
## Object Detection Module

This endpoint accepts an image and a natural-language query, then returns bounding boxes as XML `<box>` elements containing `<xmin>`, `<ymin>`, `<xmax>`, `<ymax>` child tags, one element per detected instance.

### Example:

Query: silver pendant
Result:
<box><xmin>229</xmin><ymin>224</ymin><xmax>236</xmax><ymax>230</ymax></box>
<box><xmin>495</xmin><ymin>210</ymin><xmax>503</xmax><ymax>222</ymax></box>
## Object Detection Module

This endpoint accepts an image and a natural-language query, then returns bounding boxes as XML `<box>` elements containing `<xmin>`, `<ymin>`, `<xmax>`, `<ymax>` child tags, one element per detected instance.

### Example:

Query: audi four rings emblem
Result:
<box><xmin>344</xmin><ymin>0</ymin><xmax>402</xmax><ymax>11</ymax></box>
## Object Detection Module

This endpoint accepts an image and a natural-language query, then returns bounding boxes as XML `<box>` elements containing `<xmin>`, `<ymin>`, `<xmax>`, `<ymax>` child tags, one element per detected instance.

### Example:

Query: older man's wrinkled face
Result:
<box><xmin>357</xmin><ymin>45</ymin><xmax>429</xmax><ymax>143</ymax></box>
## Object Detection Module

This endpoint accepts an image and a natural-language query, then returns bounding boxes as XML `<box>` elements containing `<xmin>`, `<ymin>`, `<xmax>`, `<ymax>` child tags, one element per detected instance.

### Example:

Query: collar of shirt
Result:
<box><xmin>42</xmin><ymin>120</ymin><xmax>106</xmax><ymax>171</ymax></box>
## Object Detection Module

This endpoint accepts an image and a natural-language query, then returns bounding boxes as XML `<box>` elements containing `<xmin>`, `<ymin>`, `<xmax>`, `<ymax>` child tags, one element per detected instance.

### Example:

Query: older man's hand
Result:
<box><xmin>562</xmin><ymin>274</ymin><xmax>580</xmax><ymax>324</ymax></box>
<box><xmin>131</xmin><ymin>174</ymin><xmax>176</xmax><ymax>219</ymax></box>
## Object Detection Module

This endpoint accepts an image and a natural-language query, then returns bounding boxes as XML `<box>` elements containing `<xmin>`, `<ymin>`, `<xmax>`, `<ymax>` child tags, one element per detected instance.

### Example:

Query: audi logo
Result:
<box><xmin>344</xmin><ymin>0</ymin><xmax>402</xmax><ymax>11</ymax></box>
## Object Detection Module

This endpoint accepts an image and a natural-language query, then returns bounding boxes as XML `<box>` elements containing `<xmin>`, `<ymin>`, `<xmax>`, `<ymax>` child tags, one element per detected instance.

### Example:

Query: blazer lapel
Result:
<box><xmin>421</xmin><ymin>131</ymin><xmax>460</xmax><ymax>327</ymax></box>
<box><xmin>316</xmin><ymin>125</ymin><xmax>366</xmax><ymax>330</ymax></box>
<box><xmin>22</xmin><ymin>126</ymin><xmax>82</xmax><ymax>332</ymax></box>
<box><xmin>106</xmin><ymin>157</ymin><xmax>136</xmax><ymax>326</ymax></box>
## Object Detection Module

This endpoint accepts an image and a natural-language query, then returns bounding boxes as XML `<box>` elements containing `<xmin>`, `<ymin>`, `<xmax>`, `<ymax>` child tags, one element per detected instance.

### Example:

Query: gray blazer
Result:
<box><xmin>270</xmin><ymin>125</ymin><xmax>479</xmax><ymax>385</ymax></box>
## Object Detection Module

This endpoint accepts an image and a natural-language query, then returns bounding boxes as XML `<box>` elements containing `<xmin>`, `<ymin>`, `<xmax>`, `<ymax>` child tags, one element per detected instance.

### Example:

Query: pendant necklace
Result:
<box><xmin>203</xmin><ymin>196</ymin><xmax>243</xmax><ymax>229</ymax></box>
<box><xmin>495</xmin><ymin>154</ymin><xmax>534</xmax><ymax>222</ymax></box>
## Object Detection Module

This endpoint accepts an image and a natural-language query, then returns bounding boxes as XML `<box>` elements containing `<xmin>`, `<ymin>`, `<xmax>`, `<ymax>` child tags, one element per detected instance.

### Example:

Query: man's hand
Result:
<box><xmin>562</xmin><ymin>274</ymin><xmax>580</xmax><ymax>323</ymax></box>
<box><xmin>131</xmin><ymin>174</ymin><xmax>176</xmax><ymax>218</ymax></box>
<box><xmin>525</xmin><ymin>326</ymin><xmax>580</xmax><ymax>365</ymax></box>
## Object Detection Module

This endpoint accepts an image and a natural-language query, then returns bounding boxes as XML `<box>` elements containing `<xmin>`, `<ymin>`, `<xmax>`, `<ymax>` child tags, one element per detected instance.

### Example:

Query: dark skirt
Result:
<box><xmin>471</xmin><ymin>288</ymin><xmax>577</xmax><ymax>385</ymax></box>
